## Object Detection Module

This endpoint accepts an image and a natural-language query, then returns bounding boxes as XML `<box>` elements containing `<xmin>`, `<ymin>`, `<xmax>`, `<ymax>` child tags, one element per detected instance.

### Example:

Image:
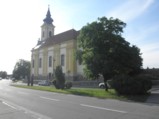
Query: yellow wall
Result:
<box><xmin>31</xmin><ymin>39</ymin><xmax>78</xmax><ymax>78</ymax></box>
<box><xmin>54</xmin><ymin>44</ymin><xmax>60</xmax><ymax>68</ymax></box>
<box><xmin>43</xmin><ymin>47</ymin><xmax>48</xmax><ymax>77</ymax></box>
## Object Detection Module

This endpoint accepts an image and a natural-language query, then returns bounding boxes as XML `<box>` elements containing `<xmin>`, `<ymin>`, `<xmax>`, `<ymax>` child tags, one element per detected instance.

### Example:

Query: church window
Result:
<box><xmin>39</xmin><ymin>58</ymin><xmax>42</xmax><ymax>68</ymax></box>
<box><xmin>49</xmin><ymin>56</ymin><xmax>52</xmax><ymax>67</ymax></box>
<box><xmin>42</xmin><ymin>31</ymin><xmax>44</xmax><ymax>37</ymax></box>
<box><xmin>61</xmin><ymin>54</ymin><xmax>65</xmax><ymax>66</ymax></box>
<box><xmin>49</xmin><ymin>31</ymin><xmax>52</xmax><ymax>37</ymax></box>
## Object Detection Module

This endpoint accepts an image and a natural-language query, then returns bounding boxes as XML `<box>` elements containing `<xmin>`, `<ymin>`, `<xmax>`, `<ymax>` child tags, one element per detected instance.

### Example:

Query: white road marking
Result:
<box><xmin>2</xmin><ymin>100</ymin><xmax>52</xmax><ymax>119</ymax></box>
<box><xmin>40</xmin><ymin>96</ymin><xmax>60</xmax><ymax>101</ymax></box>
<box><xmin>80</xmin><ymin>104</ymin><xmax>127</xmax><ymax>114</ymax></box>
<box><xmin>2</xmin><ymin>101</ymin><xmax>17</xmax><ymax>110</ymax></box>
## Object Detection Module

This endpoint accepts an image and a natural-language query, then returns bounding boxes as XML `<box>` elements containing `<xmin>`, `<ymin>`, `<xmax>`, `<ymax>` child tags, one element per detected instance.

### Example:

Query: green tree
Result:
<box><xmin>0</xmin><ymin>71</ymin><xmax>7</xmax><ymax>79</ymax></box>
<box><xmin>77</xmin><ymin>17</ymin><xmax>143</xmax><ymax>91</ymax></box>
<box><xmin>54</xmin><ymin>66</ymin><xmax>65</xmax><ymax>89</ymax></box>
<box><xmin>12</xmin><ymin>59</ymin><xmax>31</xmax><ymax>80</ymax></box>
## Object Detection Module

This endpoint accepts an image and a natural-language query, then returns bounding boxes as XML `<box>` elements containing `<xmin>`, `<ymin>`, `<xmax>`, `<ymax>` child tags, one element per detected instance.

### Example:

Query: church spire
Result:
<box><xmin>43</xmin><ymin>5</ymin><xmax>53</xmax><ymax>24</ymax></box>
<box><xmin>41</xmin><ymin>6</ymin><xmax>55</xmax><ymax>41</ymax></box>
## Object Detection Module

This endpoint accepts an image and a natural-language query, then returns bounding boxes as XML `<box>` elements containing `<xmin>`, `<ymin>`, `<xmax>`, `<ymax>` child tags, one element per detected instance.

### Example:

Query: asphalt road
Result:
<box><xmin>0</xmin><ymin>79</ymin><xmax>159</xmax><ymax>119</ymax></box>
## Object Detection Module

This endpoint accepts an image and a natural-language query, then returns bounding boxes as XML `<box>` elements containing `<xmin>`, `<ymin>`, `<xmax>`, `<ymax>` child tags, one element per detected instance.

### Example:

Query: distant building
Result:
<box><xmin>31</xmin><ymin>7</ymin><xmax>83</xmax><ymax>81</ymax></box>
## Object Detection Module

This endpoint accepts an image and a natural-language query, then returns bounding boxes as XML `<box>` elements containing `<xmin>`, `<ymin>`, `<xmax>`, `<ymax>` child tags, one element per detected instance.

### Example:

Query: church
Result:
<box><xmin>31</xmin><ymin>7</ymin><xmax>83</xmax><ymax>81</ymax></box>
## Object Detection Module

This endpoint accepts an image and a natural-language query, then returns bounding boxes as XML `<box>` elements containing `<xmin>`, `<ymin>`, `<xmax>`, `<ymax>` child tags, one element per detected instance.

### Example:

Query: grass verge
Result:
<box><xmin>12</xmin><ymin>85</ymin><xmax>149</xmax><ymax>102</ymax></box>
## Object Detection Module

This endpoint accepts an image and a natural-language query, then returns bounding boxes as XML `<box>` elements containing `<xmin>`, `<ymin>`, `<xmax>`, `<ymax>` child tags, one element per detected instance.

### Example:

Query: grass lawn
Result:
<box><xmin>12</xmin><ymin>85</ymin><xmax>150</xmax><ymax>102</ymax></box>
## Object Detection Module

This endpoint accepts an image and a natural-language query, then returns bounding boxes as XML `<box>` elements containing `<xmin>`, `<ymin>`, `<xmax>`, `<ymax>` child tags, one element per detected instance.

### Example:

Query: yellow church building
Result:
<box><xmin>31</xmin><ymin>7</ymin><xmax>83</xmax><ymax>81</ymax></box>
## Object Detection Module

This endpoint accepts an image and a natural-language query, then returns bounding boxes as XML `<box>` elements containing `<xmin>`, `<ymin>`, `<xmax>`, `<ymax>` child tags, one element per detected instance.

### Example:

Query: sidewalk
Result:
<box><xmin>0</xmin><ymin>100</ymin><xmax>36</xmax><ymax>119</ymax></box>
<box><xmin>11</xmin><ymin>81</ymin><xmax>38</xmax><ymax>86</ymax></box>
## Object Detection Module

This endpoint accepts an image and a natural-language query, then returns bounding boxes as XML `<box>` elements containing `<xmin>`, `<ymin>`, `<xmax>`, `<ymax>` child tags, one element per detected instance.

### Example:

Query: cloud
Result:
<box><xmin>107</xmin><ymin>0</ymin><xmax>154</xmax><ymax>22</ymax></box>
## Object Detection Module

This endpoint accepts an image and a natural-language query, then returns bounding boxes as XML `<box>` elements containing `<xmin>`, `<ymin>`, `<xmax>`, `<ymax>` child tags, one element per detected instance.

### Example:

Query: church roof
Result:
<box><xmin>38</xmin><ymin>29</ymin><xmax>79</xmax><ymax>49</ymax></box>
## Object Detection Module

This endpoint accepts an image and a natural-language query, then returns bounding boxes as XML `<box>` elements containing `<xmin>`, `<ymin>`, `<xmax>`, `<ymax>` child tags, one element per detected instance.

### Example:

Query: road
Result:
<box><xmin>0</xmin><ymin>79</ymin><xmax>159</xmax><ymax>119</ymax></box>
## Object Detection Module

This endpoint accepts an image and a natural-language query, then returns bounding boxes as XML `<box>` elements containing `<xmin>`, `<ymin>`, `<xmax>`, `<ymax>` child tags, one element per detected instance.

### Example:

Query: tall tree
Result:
<box><xmin>77</xmin><ymin>17</ymin><xmax>143</xmax><ymax>91</ymax></box>
<box><xmin>0</xmin><ymin>71</ymin><xmax>7</xmax><ymax>79</ymax></box>
<box><xmin>12</xmin><ymin>59</ymin><xmax>31</xmax><ymax>80</ymax></box>
<box><xmin>54</xmin><ymin>66</ymin><xmax>65</xmax><ymax>89</ymax></box>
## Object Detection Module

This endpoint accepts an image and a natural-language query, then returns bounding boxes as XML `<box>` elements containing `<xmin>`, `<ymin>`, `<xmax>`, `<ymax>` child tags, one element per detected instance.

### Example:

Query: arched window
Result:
<box><xmin>42</xmin><ymin>31</ymin><xmax>45</xmax><ymax>37</ymax></box>
<box><xmin>61</xmin><ymin>54</ymin><xmax>65</xmax><ymax>66</ymax></box>
<box><xmin>49</xmin><ymin>31</ymin><xmax>52</xmax><ymax>37</ymax></box>
<box><xmin>39</xmin><ymin>58</ymin><xmax>42</xmax><ymax>68</ymax></box>
<box><xmin>49</xmin><ymin>56</ymin><xmax>52</xmax><ymax>67</ymax></box>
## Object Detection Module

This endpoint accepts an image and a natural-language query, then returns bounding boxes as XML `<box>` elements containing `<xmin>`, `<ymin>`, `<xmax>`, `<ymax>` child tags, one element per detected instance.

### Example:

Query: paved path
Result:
<box><xmin>146</xmin><ymin>85</ymin><xmax>159</xmax><ymax>104</ymax></box>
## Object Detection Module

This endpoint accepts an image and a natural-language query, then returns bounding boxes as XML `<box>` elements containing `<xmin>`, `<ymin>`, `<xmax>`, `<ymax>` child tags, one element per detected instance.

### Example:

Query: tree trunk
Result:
<box><xmin>103</xmin><ymin>74</ymin><xmax>108</xmax><ymax>91</ymax></box>
<box><xmin>31</xmin><ymin>75</ymin><xmax>34</xmax><ymax>86</ymax></box>
<box><xmin>27</xmin><ymin>78</ymin><xmax>30</xmax><ymax>86</ymax></box>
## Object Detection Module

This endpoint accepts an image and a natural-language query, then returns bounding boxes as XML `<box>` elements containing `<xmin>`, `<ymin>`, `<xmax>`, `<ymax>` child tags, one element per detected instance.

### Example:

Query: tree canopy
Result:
<box><xmin>0</xmin><ymin>71</ymin><xmax>7</xmax><ymax>79</ymax></box>
<box><xmin>77</xmin><ymin>17</ymin><xmax>143</xmax><ymax>90</ymax></box>
<box><xmin>12</xmin><ymin>59</ymin><xmax>31</xmax><ymax>80</ymax></box>
<box><xmin>54</xmin><ymin>66</ymin><xmax>65</xmax><ymax>89</ymax></box>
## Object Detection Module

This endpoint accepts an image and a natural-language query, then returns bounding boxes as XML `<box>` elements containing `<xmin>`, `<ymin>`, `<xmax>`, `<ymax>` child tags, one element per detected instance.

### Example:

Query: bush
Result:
<box><xmin>53</xmin><ymin>80</ymin><xmax>73</xmax><ymax>89</ymax></box>
<box><xmin>65</xmin><ymin>82</ymin><xmax>73</xmax><ymax>89</ymax></box>
<box><xmin>112</xmin><ymin>74</ymin><xmax>152</xmax><ymax>95</ymax></box>
<box><xmin>52</xmin><ymin>80</ymin><xmax>60</xmax><ymax>89</ymax></box>
<box><xmin>134</xmin><ymin>75</ymin><xmax>152</xmax><ymax>94</ymax></box>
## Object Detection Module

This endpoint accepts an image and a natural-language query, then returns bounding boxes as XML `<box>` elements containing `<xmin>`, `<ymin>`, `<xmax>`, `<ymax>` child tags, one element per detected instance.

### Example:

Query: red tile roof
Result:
<box><xmin>40</xmin><ymin>29</ymin><xmax>79</xmax><ymax>48</ymax></box>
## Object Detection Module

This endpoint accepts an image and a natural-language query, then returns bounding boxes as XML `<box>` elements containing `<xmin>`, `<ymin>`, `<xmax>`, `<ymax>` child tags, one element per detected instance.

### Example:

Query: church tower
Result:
<box><xmin>41</xmin><ymin>6</ymin><xmax>55</xmax><ymax>41</ymax></box>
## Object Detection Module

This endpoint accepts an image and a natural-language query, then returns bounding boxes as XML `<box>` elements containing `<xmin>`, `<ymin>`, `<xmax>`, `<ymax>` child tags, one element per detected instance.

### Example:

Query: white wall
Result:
<box><xmin>41</xmin><ymin>23</ymin><xmax>54</xmax><ymax>41</ymax></box>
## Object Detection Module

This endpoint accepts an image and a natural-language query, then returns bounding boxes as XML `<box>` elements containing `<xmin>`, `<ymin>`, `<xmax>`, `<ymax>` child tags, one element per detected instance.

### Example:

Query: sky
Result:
<box><xmin>0</xmin><ymin>0</ymin><xmax>158</xmax><ymax>74</ymax></box>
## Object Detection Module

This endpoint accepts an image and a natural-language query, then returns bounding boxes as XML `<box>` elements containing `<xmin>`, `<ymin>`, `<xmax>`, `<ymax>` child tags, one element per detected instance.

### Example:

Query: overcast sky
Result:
<box><xmin>0</xmin><ymin>0</ymin><xmax>158</xmax><ymax>74</ymax></box>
